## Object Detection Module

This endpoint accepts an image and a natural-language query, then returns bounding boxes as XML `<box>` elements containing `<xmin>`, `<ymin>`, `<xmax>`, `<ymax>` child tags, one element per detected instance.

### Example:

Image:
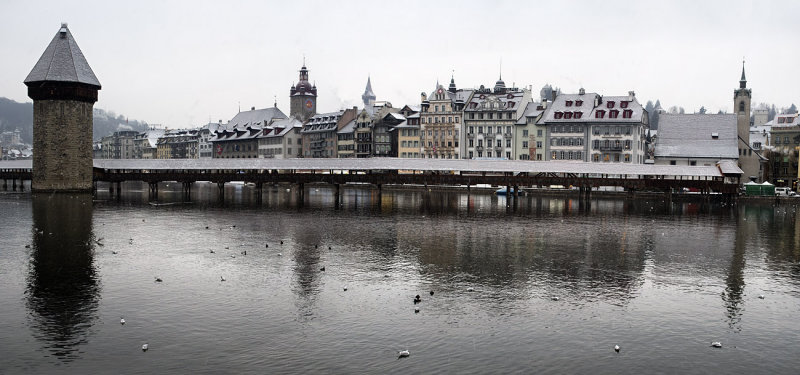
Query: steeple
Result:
<box><xmin>362</xmin><ymin>76</ymin><xmax>376</xmax><ymax>108</ymax></box>
<box><xmin>739</xmin><ymin>59</ymin><xmax>747</xmax><ymax>89</ymax></box>
<box><xmin>25</xmin><ymin>23</ymin><xmax>101</xmax><ymax>89</ymax></box>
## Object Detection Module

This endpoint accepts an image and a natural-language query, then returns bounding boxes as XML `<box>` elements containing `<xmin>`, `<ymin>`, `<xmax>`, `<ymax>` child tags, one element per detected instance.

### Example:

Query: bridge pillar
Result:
<box><xmin>2</xmin><ymin>179</ymin><xmax>6</xmax><ymax>190</ymax></box>
<box><xmin>182</xmin><ymin>182</ymin><xmax>192</xmax><ymax>201</ymax></box>
<box><xmin>255</xmin><ymin>182</ymin><xmax>263</xmax><ymax>204</ymax></box>
<box><xmin>217</xmin><ymin>182</ymin><xmax>225</xmax><ymax>201</ymax></box>
<box><xmin>148</xmin><ymin>182</ymin><xmax>159</xmax><ymax>200</ymax></box>
<box><xmin>334</xmin><ymin>184</ymin><xmax>341</xmax><ymax>209</ymax></box>
<box><xmin>12</xmin><ymin>178</ymin><xmax>17</xmax><ymax>191</ymax></box>
<box><xmin>377</xmin><ymin>184</ymin><xmax>382</xmax><ymax>202</ymax></box>
<box><xmin>115</xmin><ymin>181</ymin><xmax>121</xmax><ymax>200</ymax></box>
<box><xmin>298</xmin><ymin>183</ymin><xmax>304</xmax><ymax>207</ymax></box>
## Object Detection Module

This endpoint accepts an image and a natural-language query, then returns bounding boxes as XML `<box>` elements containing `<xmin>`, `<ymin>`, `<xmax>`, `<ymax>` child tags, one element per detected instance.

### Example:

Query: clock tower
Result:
<box><xmin>290</xmin><ymin>63</ymin><xmax>317</xmax><ymax>122</ymax></box>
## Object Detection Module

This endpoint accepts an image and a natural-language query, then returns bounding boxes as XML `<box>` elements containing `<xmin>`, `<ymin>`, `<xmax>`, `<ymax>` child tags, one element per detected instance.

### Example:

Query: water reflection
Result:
<box><xmin>26</xmin><ymin>194</ymin><xmax>98</xmax><ymax>362</ymax></box>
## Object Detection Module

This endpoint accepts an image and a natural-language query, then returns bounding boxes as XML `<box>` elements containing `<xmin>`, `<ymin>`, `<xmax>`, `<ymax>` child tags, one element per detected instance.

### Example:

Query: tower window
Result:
<box><xmin>739</xmin><ymin>101</ymin><xmax>745</xmax><ymax>112</ymax></box>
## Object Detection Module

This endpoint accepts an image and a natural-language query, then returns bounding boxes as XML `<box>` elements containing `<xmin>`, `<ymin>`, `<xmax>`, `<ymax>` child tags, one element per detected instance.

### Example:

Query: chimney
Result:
<box><xmin>628</xmin><ymin>91</ymin><xmax>635</xmax><ymax>99</ymax></box>
<box><xmin>579</xmin><ymin>87</ymin><xmax>585</xmax><ymax>95</ymax></box>
<box><xmin>251</xmin><ymin>106</ymin><xmax>255</xmax><ymax>111</ymax></box>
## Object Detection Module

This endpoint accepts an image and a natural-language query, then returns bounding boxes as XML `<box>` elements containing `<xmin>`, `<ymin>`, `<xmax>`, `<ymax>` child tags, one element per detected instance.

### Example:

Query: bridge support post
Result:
<box><xmin>148</xmin><ymin>182</ymin><xmax>159</xmax><ymax>200</ymax></box>
<box><xmin>334</xmin><ymin>184</ymin><xmax>340</xmax><ymax>209</ymax></box>
<box><xmin>19</xmin><ymin>180</ymin><xmax>24</xmax><ymax>192</ymax></box>
<box><xmin>256</xmin><ymin>182</ymin><xmax>263</xmax><ymax>204</ymax></box>
<box><xmin>12</xmin><ymin>178</ymin><xmax>17</xmax><ymax>191</ymax></box>
<box><xmin>115</xmin><ymin>182</ymin><xmax>121</xmax><ymax>200</ymax></box>
<box><xmin>377</xmin><ymin>184</ymin><xmax>382</xmax><ymax>202</ymax></box>
<box><xmin>298</xmin><ymin>183</ymin><xmax>304</xmax><ymax>207</ymax></box>
<box><xmin>182</xmin><ymin>182</ymin><xmax>192</xmax><ymax>201</ymax></box>
<box><xmin>217</xmin><ymin>182</ymin><xmax>225</xmax><ymax>201</ymax></box>
<box><xmin>2</xmin><ymin>179</ymin><xmax>6</xmax><ymax>190</ymax></box>
<box><xmin>506</xmin><ymin>184</ymin><xmax>511</xmax><ymax>206</ymax></box>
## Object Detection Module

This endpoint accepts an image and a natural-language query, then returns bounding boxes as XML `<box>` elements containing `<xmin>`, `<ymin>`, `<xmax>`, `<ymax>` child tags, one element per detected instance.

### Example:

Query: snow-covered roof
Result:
<box><xmin>24</xmin><ymin>24</ymin><xmax>101</xmax><ymax>88</ymax></box>
<box><xmin>222</xmin><ymin>107</ymin><xmax>287</xmax><ymax>131</ymax></box>
<box><xmin>654</xmin><ymin>114</ymin><xmax>738</xmax><ymax>159</ymax></box>
<box><xmin>337</xmin><ymin>119</ymin><xmax>356</xmax><ymax>134</ymax></box>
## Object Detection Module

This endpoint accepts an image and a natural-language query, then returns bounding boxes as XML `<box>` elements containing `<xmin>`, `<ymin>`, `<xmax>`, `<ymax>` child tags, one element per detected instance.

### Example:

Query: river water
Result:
<box><xmin>1</xmin><ymin>184</ymin><xmax>799</xmax><ymax>374</ymax></box>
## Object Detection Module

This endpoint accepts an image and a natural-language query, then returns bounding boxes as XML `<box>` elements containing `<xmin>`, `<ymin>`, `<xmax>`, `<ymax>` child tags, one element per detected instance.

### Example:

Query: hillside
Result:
<box><xmin>0</xmin><ymin>97</ymin><xmax>148</xmax><ymax>143</ymax></box>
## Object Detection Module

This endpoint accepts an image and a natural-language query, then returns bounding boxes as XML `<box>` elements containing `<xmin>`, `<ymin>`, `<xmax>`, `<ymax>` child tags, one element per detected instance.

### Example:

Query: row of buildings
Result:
<box><xmin>94</xmin><ymin>63</ymin><xmax>797</xmax><ymax>188</ymax></box>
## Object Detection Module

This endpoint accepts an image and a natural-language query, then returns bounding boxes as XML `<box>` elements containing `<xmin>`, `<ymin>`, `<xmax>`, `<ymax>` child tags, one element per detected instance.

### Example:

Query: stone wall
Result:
<box><xmin>32</xmin><ymin>99</ymin><xmax>94</xmax><ymax>192</ymax></box>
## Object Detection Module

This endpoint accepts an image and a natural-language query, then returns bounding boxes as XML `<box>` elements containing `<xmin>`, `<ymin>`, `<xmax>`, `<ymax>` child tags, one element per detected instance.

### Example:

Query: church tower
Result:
<box><xmin>362</xmin><ymin>76</ymin><xmax>376</xmax><ymax>109</ymax></box>
<box><xmin>24</xmin><ymin>23</ymin><xmax>100</xmax><ymax>192</ymax></box>
<box><xmin>290</xmin><ymin>63</ymin><xmax>317</xmax><ymax>122</ymax></box>
<box><xmin>734</xmin><ymin>61</ymin><xmax>751</xmax><ymax>147</ymax></box>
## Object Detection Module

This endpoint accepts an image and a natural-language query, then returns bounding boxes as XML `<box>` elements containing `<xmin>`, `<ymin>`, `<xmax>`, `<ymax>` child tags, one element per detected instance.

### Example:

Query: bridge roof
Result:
<box><xmin>0</xmin><ymin>159</ymin><xmax>739</xmax><ymax>178</ymax></box>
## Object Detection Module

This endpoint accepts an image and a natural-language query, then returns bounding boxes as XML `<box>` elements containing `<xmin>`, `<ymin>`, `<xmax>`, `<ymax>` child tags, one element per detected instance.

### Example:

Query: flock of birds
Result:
<box><xmin>95</xmin><ymin>225</ymin><xmax>753</xmax><ymax>357</ymax></box>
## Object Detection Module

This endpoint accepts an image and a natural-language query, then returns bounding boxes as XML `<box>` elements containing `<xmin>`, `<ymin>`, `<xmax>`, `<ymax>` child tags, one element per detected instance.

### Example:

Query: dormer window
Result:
<box><xmin>574</xmin><ymin>111</ymin><xmax>583</xmax><ymax>119</ymax></box>
<box><xmin>564</xmin><ymin>112</ymin><xmax>573</xmax><ymax>119</ymax></box>
<box><xmin>607</xmin><ymin>101</ymin><xmax>615</xmax><ymax>109</ymax></box>
<box><xmin>565</xmin><ymin>100</ymin><xmax>573</xmax><ymax>107</ymax></box>
<box><xmin>554</xmin><ymin>111</ymin><xmax>563</xmax><ymax>119</ymax></box>
<box><xmin>620</xmin><ymin>101</ymin><xmax>629</xmax><ymax>108</ymax></box>
<box><xmin>609</xmin><ymin>110</ymin><xmax>619</xmax><ymax>118</ymax></box>
<box><xmin>622</xmin><ymin>109</ymin><xmax>633</xmax><ymax>119</ymax></box>
<box><xmin>595</xmin><ymin>110</ymin><xmax>605</xmax><ymax>119</ymax></box>
<box><xmin>575</xmin><ymin>100</ymin><xmax>583</xmax><ymax>106</ymax></box>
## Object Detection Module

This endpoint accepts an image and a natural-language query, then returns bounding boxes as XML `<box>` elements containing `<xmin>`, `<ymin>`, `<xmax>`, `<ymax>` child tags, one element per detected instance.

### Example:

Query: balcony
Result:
<box><xmin>598</xmin><ymin>145</ymin><xmax>623</xmax><ymax>151</ymax></box>
<box><xmin>467</xmin><ymin>132</ymin><xmax>475</xmax><ymax>138</ymax></box>
<box><xmin>476</xmin><ymin>146</ymin><xmax>484</xmax><ymax>152</ymax></box>
<box><xmin>495</xmin><ymin>146</ymin><xmax>503</xmax><ymax>153</ymax></box>
<box><xmin>503</xmin><ymin>132</ymin><xmax>512</xmax><ymax>139</ymax></box>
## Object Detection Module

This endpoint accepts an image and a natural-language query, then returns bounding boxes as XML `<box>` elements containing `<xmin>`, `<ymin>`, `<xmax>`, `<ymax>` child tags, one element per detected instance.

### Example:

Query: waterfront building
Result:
<box><xmin>463</xmin><ymin>78</ymin><xmax>531</xmax><ymax>159</ymax></box>
<box><xmin>654</xmin><ymin>114</ymin><xmax>738</xmax><ymax>166</ymax></box>
<box><xmin>156</xmin><ymin>129</ymin><xmax>200</xmax><ymax>159</ymax></box>
<box><xmin>211</xmin><ymin>106</ymin><xmax>287</xmax><ymax>158</ymax></box>
<box><xmin>420</xmin><ymin>77</ymin><xmax>472</xmax><ymax>159</ymax></box>
<box><xmin>336</xmin><ymin>118</ymin><xmax>356</xmax><ymax>158</ymax></box>
<box><xmin>302</xmin><ymin>108</ymin><xmax>358</xmax><ymax>158</ymax></box>
<box><xmin>0</xmin><ymin>129</ymin><xmax>22</xmax><ymax>148</ymax></box>
<box><xmin>515</xmin><ymin>101</ymin><xmax>545</xmax><ymax>160</ymax></box>
<box><xmin>768</xmin><ymin>114</ymin><xmax>800</xmax><ymax>188</ymax></box>
<box><xmin>197</xmin><ymin>122</ymin><xmax>219</xmax><ymax>159</ymax></box>
<box><xmin>289</xmin><ymin>64</ymin><xmax>317</xmax><ymax>122</ymax></box>
<box><xmin>536</xmin><ymin>89</ymin><xmax>648</xmax><ymax>163</ymax></box>
<box><xmin>256</xmin><ymin>117</ymin><xmax>303</xmax><ymax>159</ymax></box>
<box><xmin>392</xmin><ymin>107</ymin><xmax>420</xmax><ymax>158</ymax></box>
<box><xmin>99</xmin><ymin>130</ymin><xmax>138</xmax><ymax>159</ymax></box>
<box><xmin>133</xmin><ymin>128</ymin><xmax>164</xmax><ymax>159</ymax></box>
<box><xmin>355</xmin><ymin>103</ymin><xmax>397</xmax><ymax>158</ymax></box>
<box><xmin>373</xmin><ymin>112</ymin><xmax>405</xmax><ymax>157</ymax></box>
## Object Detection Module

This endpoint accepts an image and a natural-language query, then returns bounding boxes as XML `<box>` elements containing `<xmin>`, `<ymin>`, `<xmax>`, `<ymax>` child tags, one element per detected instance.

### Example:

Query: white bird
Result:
<box><xmin>614</xmin><ymin>345</ymin><xmax>620</xmax><ymax>352</ymax></box>
<box><xmin>142</xmin><ymin>343</ymin><xmax>149</xmax><ymax>351</ymax></box>
<box><xmin>758</xmin><ymin>294</ymin><xmax>765</xmax><ymax>299</ymax></box>
<box><xmin>210</xmin><ymin>249</ymin><xmax>215</xmax><ymax>254</ymax></box>
<box><xmin>343</xmin><ymin>286</ymin><xmax>348</xmax><ymax>291</ymax></box>
<box><xmin>414</xmin><ymin>307</ymin><xmax>420</xmax><ymax>313</ymax></box>
<box><xmin>711</xmin><ymin>342</ymin><xmax>722</xmax><ymax>348</ymax></box>
<box><xmin>112</xmin><ymin>251</ymin><xmax>118</xmax><ymax>254</ymax></box>
<box><xmin>551</xmin><ymin>296</ymin><xmax>560</xmax><ymax>301</ymax></box>
<box><xmin>277</xmin><ymin>253</ymin><xmax>282</xmax><ymax>256</ymax></box>
<box><xmin>120</xmin><ymin>318</ymin><xmax>125</xmax><ymax>325</ymax></box>
<box><xmin>398</xmin><ymin>350</ymin><xmax>410</xmax><ymax>358</ymax></box>
<box><xmin>220</xmin><ymin>276</ymin><xmax>226</xmax><ymax>282</ymax></box>
<box><xmin>467</xmin><ymin>287</ymin><xmax>474</xmax><ymax>292</ymax></box>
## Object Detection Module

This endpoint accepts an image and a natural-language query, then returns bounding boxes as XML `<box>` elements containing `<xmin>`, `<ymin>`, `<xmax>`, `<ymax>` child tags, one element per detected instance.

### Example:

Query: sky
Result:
<box><xmin>1</xmin><ymin>0</ymin><xmax>798</xmax><ymax>128</ymax></box>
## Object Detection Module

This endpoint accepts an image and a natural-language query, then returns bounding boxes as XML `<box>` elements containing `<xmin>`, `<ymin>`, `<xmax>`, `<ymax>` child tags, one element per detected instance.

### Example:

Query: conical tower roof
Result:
<box><xmin>24</xmin><ymin>23</ymin><xmax>101</xmax><ymax>88</ymax></box>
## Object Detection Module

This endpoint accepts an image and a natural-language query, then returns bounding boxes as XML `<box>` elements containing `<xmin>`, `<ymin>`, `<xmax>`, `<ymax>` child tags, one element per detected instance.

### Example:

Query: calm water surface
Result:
<box><xmin>1</xmin><ymin>184</ymin><xmax>799</xmax><ymax>374</ymax></box>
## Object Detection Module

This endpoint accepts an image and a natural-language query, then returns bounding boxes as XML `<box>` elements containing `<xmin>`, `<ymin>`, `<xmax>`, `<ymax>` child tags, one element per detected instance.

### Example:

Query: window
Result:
<box><xmin>625</xmin><ymin>126</ymin><xmax>631</xmax><ymax>135</ymax></box>
<box><xmin>595</xmin><ymin>110</ymin><xmax>605</xmax><ymax>119</ymax></box>
<box><xmin>670</xmin><ymin>160</ymin><xmax>676</xmax><ymax>165</ymax></box>
<box><xmin>435</xmin><ymin>105</ymin><xmax>439</xmax><ymax>112</ymax></box>
<box><xmin>620</xmin><ymin>101</ymin><xmax>629</xmax><ymax>108</ymax></box>
<box><xmin>624</xmin><ymin>154</ymin><xmax>631</xmax><ymax>162</ymax></box>
<box><xmin>537</xmin><ymin>130</ymin><xmax>543</xmax><ymax>136</ymax></box>
<box><xmin>574</xmin><ymin>112</ymin><xmax>583</xmax><ymax>119</ymax></box>
<box><xmin>593</xmin><ymin>154</ymin><xmax>600</xmax><ymax>162</ymax></box>
<box><xmin>565</xmin><ymin>112</ymin><xmax>573</xmax><ymax>119</ymax></box>
<box><xmin>455</xmin><ymin>116</ymin><xmax>459</xmax><ymax>123</ymax></box>
<box><xmin>536</xmin><ymin>141</ymin><xmax>542</xmax><ymax>148</ymax></box>
<box><xmin>566</xmin><ymin>100</ymin><xmax>573</xmax><ymax>107</ymax></box>
<box><xmin>554</xmin><ymin>111</ymin><xmax>563</xmax><ymax>119</ymax></box>
<box><xmin>607</xmin><ymin>101</ymin><xmax>615</xmax><ymax>108</ymax></box>
<box><xmin>739</xmin><ymin>101</ymin><xmax>745</xmax><ymax>112</ymax></box>
<box><xmin>469</xmin><ymin>126</ymin><xmax>474</xmax><ymax>133</ymax></box>
<box><xmin>488</xmin><ymin>113</ymin><xmax>493</xmax><ymax>120</ymax></box>
<box><xmin>623</xmin><ymin>110</ymin><xmax>633</xmax><ymax>119</ymax></box>
<box><xmin>496</xmin><ymin>139</ymin><xmax>502</xmax><ymax>147</ymax></box>
<box><xmin>609</xmin><ymin>110</ymin><xmax>619</xmax><ymax>118</ymax></box>
<box><xmin>506</xmin><ymin>139</ymin><xmax>511</xmax><ymax>147</ymax></box>
<box><xmin>523</xmin><ymin>130</ymin><xmax>529</xmax><ymax>136</ymax></box>
<box><xmin>523</xmin><ymin>141</ymin><xmax>529</xmax><ymax>148</ymax></box>
<box><xmin>690</xmin><ymin>160</ymin><xmax>696</xmax><ymax>166</ymax></box>
<box><xmin>775</xmin><ymin>137</ymin><xmax>781</xmax><ymax>145</ymax></box>
<box><xmin>551</xmin><ymin>151</ymin><xmax>557</xmax><ymax>159</ymax></box>
<box><xmin>576</xmin><ymin>100</ymin><xmax>583</xmax><ymax>106</ymax></box>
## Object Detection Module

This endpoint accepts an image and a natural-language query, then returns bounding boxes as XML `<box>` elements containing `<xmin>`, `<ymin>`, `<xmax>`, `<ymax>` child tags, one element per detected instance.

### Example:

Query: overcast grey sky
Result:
<box><xmin>1</xmin><ymin>0</ymin><xmax>798</xmax><ymax>127</ymax></box>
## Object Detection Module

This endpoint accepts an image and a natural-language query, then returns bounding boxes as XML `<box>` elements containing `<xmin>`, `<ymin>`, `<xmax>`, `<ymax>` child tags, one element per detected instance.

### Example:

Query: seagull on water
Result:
<box><xmin>343</xmin><ymin>286</ymin><xmax>348</xmax><ymax>291</ymax></box>
<box><xmin>414</xmin><ymin>307</ymin><xmax>420</xmax><ymax>313</ymax></box>
<box><xmin>467</xmin><ymin>287</ymin><xmax>474</xmax><ymax>292</ymax></box>
<box><xmin>220</xmin><ymin>276</ymin><xmax>226</xmax><ymax>282</ymax></box>
<box><xmin>155</xmin><ymin>277</ymin><xmax>162</xmax><ymax>282</ymax></box>
<box><xmin>398</xmin><ymin>350</ymin><xmax>410</xmax><ymax>358</ymax></box>
<box><xmin>614</xmin><ymin>345</ymin><xmax>620</xmax><ymax>352</ymax></box>
<box><xmin>120</xmin><ymin>318</ymin><xmax>126</xmax><ymax>325</ymax></box>
<box><xmin>429</xmin><ymin>291</ymin><xmax>434</xmax><ymax>296</ymax></box>
<box><xmin>711</xmin><ymin>342</ymin><xmax>722</xmax><ymax>348</ymax></box>
<box><xmin>758</xmin><ymin>294</ymin><xmax>765</xmax><ymax>299</ymax></box>
<box><xmin>142</xmin><ymin>343</ymin><xmax>149</xmax><ymax>352</ymax></box>
<box><xmin>551</xmin><ymin>296</ymin><xmax>560</xmax><ymax>301</ymax></box>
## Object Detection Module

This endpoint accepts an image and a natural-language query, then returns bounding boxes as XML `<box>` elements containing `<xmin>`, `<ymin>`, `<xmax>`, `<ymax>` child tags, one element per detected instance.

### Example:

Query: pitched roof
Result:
<box><xmin>654</xmin><ymin>114</ymin><xmax>738</xmax><ymax>159</ymax></box>
<box><xmin>24</xmin><ymin>24</ymin><xmax>101</xmax><ymax>88</ymax></box>
<box><xmin>223</xmin><ymin>107</ymin><xmax>287</xmax><ymax>131</ymax></box>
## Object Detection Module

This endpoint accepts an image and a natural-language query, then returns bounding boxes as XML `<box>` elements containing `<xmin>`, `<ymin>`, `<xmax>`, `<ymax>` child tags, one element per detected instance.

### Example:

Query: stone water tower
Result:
<box><xmin>24</xmin><ymin>23</ymin><xmax>100</xmax><ymax>192</ymax></box>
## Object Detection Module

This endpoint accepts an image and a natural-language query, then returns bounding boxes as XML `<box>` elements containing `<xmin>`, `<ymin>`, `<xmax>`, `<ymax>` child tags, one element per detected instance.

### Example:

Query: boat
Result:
<box><xmin>495</xmin><ymin>187</ymin><xmax>524</xmax><ymax>196</ymax></box>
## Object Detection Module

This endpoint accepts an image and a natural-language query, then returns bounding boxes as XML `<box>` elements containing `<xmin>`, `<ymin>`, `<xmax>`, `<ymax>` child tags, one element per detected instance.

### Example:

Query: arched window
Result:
<box><xmin>739</xmin><ymin>101</ymin><xmax>745</xmax><ymax>112</ymax></box>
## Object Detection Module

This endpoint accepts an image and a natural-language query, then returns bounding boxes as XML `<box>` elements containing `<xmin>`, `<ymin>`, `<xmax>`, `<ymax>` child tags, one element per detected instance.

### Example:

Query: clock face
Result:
<box><xmin>437</xmin><ymin>88</ymin><xmax>443</xmax><ymax>94</ymax></box>
<box><xmin>305</xmin><ymin>99</ymin><xmax>314</xmax><ymax>109</ymax></box>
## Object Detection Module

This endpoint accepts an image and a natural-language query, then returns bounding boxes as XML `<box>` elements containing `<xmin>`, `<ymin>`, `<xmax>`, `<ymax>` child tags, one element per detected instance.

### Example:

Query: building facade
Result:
<box><xmin>420</xmin><ymin>78</ymin><xmax>471</xmax><ymax>159</ymax></box>
<box><xmin>769</xmin><ymin>114</ymin><xmax>800</xmax><ymax>188</ymax></box>
<box><xmin>302</xmin><ymin>108</ymin><xmax>358</xmax><ymax>158</ymax></box>
<box><xmin>463</xmin><ymin>79</ymin><xmax>530</xmax><ymax>159</ymax></box>
<box><xmin>211</xmin><ymin>107</ymin><xmax>287</xmax><ymax>159</ymax></box>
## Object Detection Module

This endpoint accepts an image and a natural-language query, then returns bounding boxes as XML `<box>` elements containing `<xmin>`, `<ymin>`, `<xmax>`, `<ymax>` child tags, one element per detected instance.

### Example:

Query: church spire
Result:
<box><xmin>362</xmin><ymin>76</ymin><xmax>376</xmax><ymax>108</ymax></box>
<box><xmin>739</xmin><ymin>59</ymin><xmax>747</xmax><ymax>89</ymax></box>
<box><xmin>448</xmin><ymin>71</ymin><xmax>457</xmax><ymax>93</ymax></box>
